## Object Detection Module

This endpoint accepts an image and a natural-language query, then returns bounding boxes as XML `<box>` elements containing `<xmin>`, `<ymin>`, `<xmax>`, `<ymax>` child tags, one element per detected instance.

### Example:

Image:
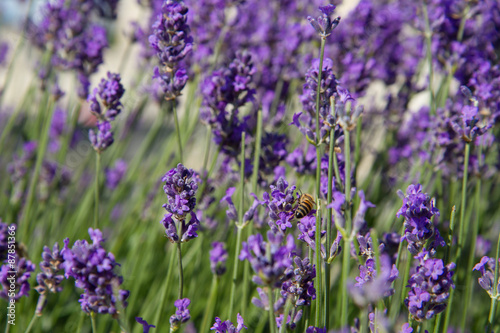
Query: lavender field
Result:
<box><xmin>0</xmin><ymin>0</ymin><xmax>499</xmax><ymax>332</ymax></box>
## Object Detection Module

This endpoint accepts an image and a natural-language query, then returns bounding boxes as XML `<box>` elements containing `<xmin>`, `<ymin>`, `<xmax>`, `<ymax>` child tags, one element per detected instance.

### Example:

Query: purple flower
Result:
<box><xmin>34</xmin><ymin>242</ymin><xmax>66</xmax><ymax>315</ymax></box>
<box><xmin>105</xmin><ymin>159</ymin><xmax>127</xmax><ymax>190</ymax></box>
<box><xmin>88</xmin><ymin>72</ymin><xmax>125</xmax><ymax>121</ymax></box>
<box><xmin>306</xmin><ymin>326</ymin><xmax>327</xmax><ymax>333</ymax></box>
<box><xmin>170</xmin><ymin>298</ymin><xmax>191</xmax><ymax>331</ymax></box>
<box><xmin>49</xmin><ymin>108</ymin><xmax>66</xmax><ymax>153</ymax></box>
<box><xmin>281</xmin><ymin>256</ymin><xmax>316</xmax><ymax>306</ymax></box>
<box><xmin>397</xmin><ymin>184</ymin><xmax>444</xmax><ymax>255</ymax></box>
<box><xmin>400</xmin><ymin>323</ymin><xmax>413</xmax><ymax>333</ymax></box>
<box><xmin>63</xmin><ymin>228</ymin><xmax>129</xmax><ymax>315</ymax></box>
<box><xmin>297</xmin><ymin>215</ymin><xmax>326</xmax><ymax>258</ymax></box>
<box><xmin>251</xmin><ymin>287</ymin><xmax>285</xmax><ymax>312</ymax></box>
<box><xmin>210</xmin><ymin>242</ymin><xmax>228</xmax><ymax>276</ymax></box>
<box><xmin>89</xmin><ymin>121</ymin><xmax>114</xmax><ymax>153</ymax></box>
<box><xmin>200</xmin><ymin>51</ymin><xmax>255</xmax><ymax>159</ymax></box>
<box><xmin>0</xmin><ymin>42</ymin><xmax>8</xmax><ymax>67</ymax></box>
<box><xmin>161</xmin><ymin>164</ymin><xmax>199</xmax><ymax>243</ymax></box>
<box><xmin>136</xmin><ymin>317</ymin><xmax>156</xmax><ymax>333</ymax></box>
<box><xmin>211</xmin><ymin>313</ymin><xmax>247</xmax><ymax>332</ymax></box>
<box><xmin>0</xmin><ymin>221</ymin><xmax>15</xmax><ymax>262</ymax></box>
<box><xmin>239</xmin><ymin>231</ymin><xmax>296</xmax><ymax>287</ymax></box>
<box><xmin>473</xmin><ymin>256</ymin><xmax>499</xmax><ymax>296</ymax></box>
<box><xmin>307</xmin><ymin>4</ymin><xmax>341</xmax><ymax>38</ymax></box>
<box><xmin>295</xmin><ymin>58</ymin><xmax>339</xmax><ymax>143</ymax></box>
<box><xmin>149</xmin><ymin>0</ymin><xmax>193</xmax><ymax>99</ymax></box>
<box><xmin>276</xmin><ymin>310</ymin><xmax>303</xmax><ymax>331</ymax></box>
<box><xmin>404</xmin><ymin>257</ymin><xmax>455</xmax><ymax>321</ymax></box>
<box><xmin>263</xmin><ymin>177</ymin><xmax>297</xmax><ymax>232</ymax></box>
<box><xmin>162</xmin><ymin>164</ymin><xmax>198</xmax><ymax>218</ymax></box>
<box><xmin>0</xmin><ymin>257</ymin><xmax>36</xmax><ymax>301</ymax></box>
<box><xmin>350</xmin><ymin>255</ymin><xmax>398</xmax><ymax>306</ymax></box>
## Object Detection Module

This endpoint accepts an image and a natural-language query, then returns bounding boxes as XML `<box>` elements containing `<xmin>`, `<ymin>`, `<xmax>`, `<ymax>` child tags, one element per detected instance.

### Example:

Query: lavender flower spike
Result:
<box><xmin>170</xmin><ymin>298</ymin><xmax>191</xmax><ymax>332</ymax></box>
<box><xmin>211</xmin><ymin>313</ymin><xmax>247</xmax><ymax>332</ymax></box>
<box><xmin>88</xmin><ymin>72</ymin><xmax>125</xmax><ymax>121</ymax></box>
<box><xmin>136</xmin><ymin>317</ymin><xmax>156</xmax><ymax>333</ymax></box>
<box><xmin>89</xmin><ymin>121</ymin><xmax>114</xmax><ymax>153</ymax></box>
<box><xmin>307</xmin><ymin>4</ymin><xmax>341</xmax><ymax>39</ymax></box>
<box><xmin>473</xmin><ymin>256</ymin><xmax>500</xmax><ymax>297</ymax></box>
<box><xmin>210</xmin><ymin>242</ymin><xmax>228</xmax><ymax>276</ymax></box>
<box><xmin>0</xmin><ymin>257</ymin><xmax>36</xmax><ymax>301</ymax></box>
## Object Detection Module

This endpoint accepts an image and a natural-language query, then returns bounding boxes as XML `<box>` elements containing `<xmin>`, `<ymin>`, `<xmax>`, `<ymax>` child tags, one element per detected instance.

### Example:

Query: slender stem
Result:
<box><xmin>176</xmin><ymin>241</ymin><xmax>183</xmax><ymax>299</ymax></box>
<box><xmin>267</xmin><ymin>287</ymin><xmax>276</xmax><ymax>333</ymax></box>
<box><xmin>238</xmin><ymin>131</ymin><xmax>247</xmax><ymax>314</ymax></box>
<box><xmin>90</xmin><ymin>312</ymin><xmax>97</xmax><ymax>333</ymax></box>
<box><xmin>229</xmin><ymin>226</ymin><xmax>243</xmax><ymax>321</ymax></box>
<box><xmin>389</xmin><ymin>223</ymin><xmax>408</xmax><ymax>321</ymax></box>
<box><xmin>21</xmin><ymin>95</ymin><xmax>55</xmax><ymax>240</ymax></box>
<box><xmin>24</xmin><ymin>311</ymin><xmax>37</xmax><ymax>333</ymax></box>
<box><xmin>154</xmin><ymin>246</ymin><xmax>176</xmax><ymax>328</ymax></box>
<box><xmin>250</xmin><ymin>110</ymin><xmax>263</xmax><ymax>194</ymax></box>
<box><xmin>279</xmin><ymin>296</ymin><xmax>293</xmax><ymax>333</ymax></box>
<box><xmin>172</xmin><ymin>100</ymin><xmax>183</xmax><ymax>163</ymax></box>
<box><xmin>487</xmin><ymin>232</ymin><xmax>500</xmax><ymax>330</ymax></box>
<box><xmin>340</xmin><ymin>126</ymin><xmax>352</xmax><ymax>328</ymax></box>
<box><xmin>325</xmin><ymin>96</ymin><xmax>337</xmax><ymax>329</ymax></box>
<box><xmin>201</xmin><ymin>275</ymin><xmax>219</xmax><ymax>333</ymax></box>
<box><xmin>5</xmin><ymin>320</ymin><xmax>9</xmax><ymax>333</ymax></box>
<box><xmin>77</xmin><ymin>311</ymin><xmax>85</xmax><ymax>333</ymax></box>
<box><xmin>94</xmin><ymin>152</ymin><xmax>101</xmax><ymax>229</ymax></box>
<box><xmin>354</xmin><ymin>117</ymin><xmax>362</xmax><ymax>168</ymax></box>
<box><xmin>315</xmin><ymin>197</ymin><xmax>322</xmax><ymax>327</ymax></box>
<box><xmin>461</xmin><ymin>174</ymin><xmax>481</xmax><ymax>330</ymax></box>
<box><xmin>457</xmin><ymin>143</ymin><xmax>470</xmax><ymax>259</ymax></box>
<box><xmin>228</xmin><ymin>132</ymin><xmax>246</xmax><ymax>320</ymax></box>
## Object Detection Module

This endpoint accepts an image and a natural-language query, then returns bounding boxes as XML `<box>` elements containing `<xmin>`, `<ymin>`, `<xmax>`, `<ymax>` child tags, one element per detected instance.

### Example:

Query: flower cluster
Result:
<box><xmin>136</xmin><ymin>317</ymin><xmax>156</xmax><ymax>333</ymax></box>
<box><xmin>105</xmin><ymin>159</ymin><xmax>128</xmax><ymax>190</ymax></box>
<box><xmin>262</xmin><ymin>177</ymin><xmax>297</xmax><ymax>232</ymax></box>
<box><xmin>149</xmin><ymin>0</ymin><xmax>193</xmax><ymax>100</ymax></box>
<box><xmin>161</xmin><ymin>164</ymin><xmax>199</xmax><ymax>243</ymax></box>
<box><xmin>220</xmin><ymin>187</ymin><xmax>262</xmax><ymax>225</ymax></box>
<box><xmin>0</xmin><ymin>257</ymin><xmax>36</xmax><ymax>301</ymax></box>
<box><xmin>34</xmin><ymin>242</ymin><xmax>65</xmax><ymax>315</ymax></box>
<box><xmin>297</xmin><ymin>215</ymin><xmax>326</xmax><ymax>257</ymax></box>
<box><xmin>170</xmin><ymin>298</ymin><xmax>191</xmax><ymax>332</ymax></box>
<box><xmin>239</xmin><ymin>231</ymin><xmax>295</xmax><ymax>287</ymax></box>
<box><xmin>88</xmin><ymin>72</ymin><xmax>125</xmax><ymax>153</ymax></box>
<box><xmin>200</xmin><ymin>51</ymin><xmax>255</xmax><ymax>158</ymax></box>
<box><xmin>63</xmin><ymin>228</ymin><xmax>129</xmax><ymax>315</ymax></box>
<box><xmin>0</xmin><ymin>221</ymin><xmax>15</xmax><ymax>261</ymax></box>
<box><xmin>473</xmin><ymin>256</ymin><xmax>500</xmax><ymax>297</ymax></box>
<box><xmin>30</xmin><ymin>0</ymin><xmax>118</xmax><ymax>98</ymax></box>
<box><xmin>350</xmin><ymin>255</ymin><xmax>398</xmax><ymax>306</ymax></box>
<box><xmin>293</xmin><ymin>58</ymin><xmax>338</xmax><ymax>143</ymax></box>
<box><xmin>307</xmin><ymin>4</ymin><xmax>341</xmax><ymax>39</ymax></box>
<box><xmin>211</xmin><ymin>313</ymin><xmax>247</xmax><ymax>333</ymax></box>
<box><xmin>404</xmin><ymin>257</ymin><xmax>455</xmax><ymax>321</ymax></box>
<box><xmin>281</xmin><ymin>256</ymin><xmax>316</xmax><ymax>307</ymax></box>
<box><xmin>396</xmin><ymin>184</ymin><xmax>444</xmax><ymax>255</ymax></box>
<box><xmin>210</xmin><ymin>242</ymin><xmax>228</xmax><ymax>276</ymax></box>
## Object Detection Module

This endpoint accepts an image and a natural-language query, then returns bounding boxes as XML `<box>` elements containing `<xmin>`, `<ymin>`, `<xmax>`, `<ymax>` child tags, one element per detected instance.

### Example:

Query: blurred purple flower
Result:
<box><xmin>473</xmin><ymin>256</ymin><xmax>500</xmax><ymax>296</ymax></box>
<box><xmin>89</xmin><ymin>121</ymin><xmax>114</xmax><ymax>153</ymax></box>
<box><xmin>0</xmin><ymin>257</ymin><xmax>36</xmax><ymax>301</ymax></box>
<box><xmin>88</xmin><ymin>72</ymin><xmax>125</xmax><ymax>121</ymax></box>
<box><xmin>240</xmin><ymin>231</ymin><xmax>295</xmax><ymax>287</ymax></box>
<box><xmin>0</xmin><ymin>221</ymin><xmax>15</xmax><ymax>262</ymax></box>
<box><xmin>0</xmin><ymin>42</ymin><xmax>8</xmax><ymax>67</ymax></box>
<box><xmin>136</xmin><ymin>317</ymin><xmax>156</xmax><ymax>333</ymax></box>
<box><xmin>211</xmin><ymin>313</ymin><xmax>247</xmax><ymax>332</ymax></box>
<box><xmin>405</xmin><ymin>257</ymin><xmax>455</xmax><ymax>321</ymax></box>
<box><xmin>307</xmin><ymin>4</ymin><xmax>341</xmax><ymax>39</ymax></box>
<box><xmin>105</xmin><ymin>159</ymin><xmax>127</xmax><ymax>190</ymax></box>
<box><xmin>397</xmin><ymin>184</ymin><xmax>445</xmax><ymax>255</ymax></box>
<box><xmin>210</xmin><ymin>242</ymin><xmax>228</xmax><ymax>276</ymax></box>
<box><xmin>297</xmin><ymin>215</ymin><xmax>326</xmax><ymax>258</ymax></box>
<box><xmin>63</xmin><ymin>228</ymin><xmax>129</xmax><ymax>315</ymax></box>
<box><xmin>170</xmin><ymin>298</ymin><xmax>191</xmax><ymax>331</ymax></box>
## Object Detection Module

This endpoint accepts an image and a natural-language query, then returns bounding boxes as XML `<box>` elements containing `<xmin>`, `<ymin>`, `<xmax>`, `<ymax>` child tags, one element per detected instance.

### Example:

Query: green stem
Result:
<box><xmin>354</xmin><ymin>117</ymin><xmax>362</xmax><ymax>168</ymax></box>
<box><xmin>154</xmin><ymin>246</ymin><xmax>176</xmax><ymax>329</ymax></box>
<box><xmin>279</xmin><ymin>296</ymin><xmax>293</xmax><ymax>333</ymax></box>
<box><xmin>340</xmin><ymin>126</ymin><xmax>352</xmax><ymax>328</ymax></box>
<box><xmin>457</xmin><ymin>143</ymin><xmax>470</xmax><ymax>260</ymax></box>
<box><xmin>177</xmin><ymin>241</ymin><xmax>183</xmax><ymax>299</ymax></box>
<box><xmin>202</xmin><ymin>127</ymin><xmax>212</xmax><ymax>173</ymax></box>
<box><xmin>315</xmin><ymin>198</ymin><xmax>322</xmax><ymax>327</ymax></box>
<box><xmin>24</xmin><ymin>312</ymin><xmax>37</xmax><ymax>333</ymax></box>
<box><xmin>172</xmin><ymin>100</ymin><xmax>183</xmax><ymax>163</ymax></box>
<box><xmin>201</xmin><ymin>275</ymin><xmax>219</xmax><ymax>332</ymax></box>
<box><xmin>268</xmin><ymin>287</ymin><xmax>276</xmax><ymax>333</ymax></box>
<box><xmin>91</xmin><ymin>312</ymin><xmax>97</xmax><ymax>333</ymax></box>
<box><xmin>228</xmin><ymin>132</ymin><xmax>246</xmax><ymax>320</ymax></box>
<box><xmin>77</xmin><ymin>311</ymin><xmax>85</xmax><ymax>333</ymax></box>
<box><xmin>250</xmin><ymin>110</ymin><xmax>263</xmax><ymax>194</ymax></box>
<box><xmin>94</xmin><ymin>152</ymin><xmax>101</xmax><ymax>229</ymax></box>
<box><xmin>21</xmin><ymin>95</ymin><xmax>55</xmax><ymax>241</ymax></box>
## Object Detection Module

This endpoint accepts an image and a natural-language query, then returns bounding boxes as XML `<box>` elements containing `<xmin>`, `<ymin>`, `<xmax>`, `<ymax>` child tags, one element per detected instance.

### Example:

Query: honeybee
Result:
<box><xmin>295</xmin><ymin>192</ymin><xmax>315</xmax><ymax>219</ymax></box>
